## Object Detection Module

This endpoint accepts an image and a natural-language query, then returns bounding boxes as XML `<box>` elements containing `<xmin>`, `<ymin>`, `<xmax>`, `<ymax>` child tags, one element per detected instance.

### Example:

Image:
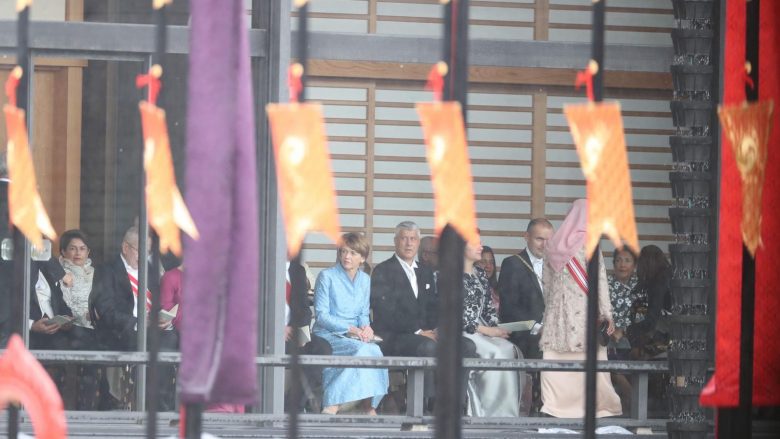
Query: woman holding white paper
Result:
<box><xmin>462</xmin><ymin>233</ymin><xmax>523</xmax><ymax>417</ymax></box>
<box><xmin>160</xmin><ymin>264</ymin><xmax>183</xmax><ymax>330</ymax></box>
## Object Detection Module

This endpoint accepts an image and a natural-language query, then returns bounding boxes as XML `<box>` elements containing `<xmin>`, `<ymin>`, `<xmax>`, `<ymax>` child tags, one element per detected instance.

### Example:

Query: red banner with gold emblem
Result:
<box><xmin>718</xmin><ymin>100</ymin><xmax>774</xmax><ymax>256</ymax></box>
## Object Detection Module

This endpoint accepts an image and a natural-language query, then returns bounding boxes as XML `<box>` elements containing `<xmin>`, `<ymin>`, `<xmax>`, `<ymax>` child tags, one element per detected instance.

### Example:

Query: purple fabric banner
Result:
<box><xmin>179</xmin><ymin>0</ymin><xmax>259</xmax><ymax>405</ymax></box>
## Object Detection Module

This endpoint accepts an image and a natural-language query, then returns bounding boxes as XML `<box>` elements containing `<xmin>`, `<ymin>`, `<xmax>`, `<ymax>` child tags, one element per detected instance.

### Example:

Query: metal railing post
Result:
<box><xmin>630</xmin><ymin>372</ymin><xmax>649</xmax><ymax>421</ymax></box>
<box><xmin>405</xmin><ymin>369</ymin><xmax>425</xmax><ymax>417</ymax></box>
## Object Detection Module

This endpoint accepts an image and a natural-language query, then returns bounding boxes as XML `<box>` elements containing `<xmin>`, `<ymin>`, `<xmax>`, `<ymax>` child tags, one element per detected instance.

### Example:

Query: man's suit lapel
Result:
<box><xmin>391</xmin><ymin>256</ymin><xmax>417</xmax><ymax>302</ymax></box>
<box><xmin>29</xmin><ymin>270</ymin><xmax>43</xmax><ymax>320</ymax></box>
<box><xmin>414</xmin><ymin>266</ymin><xmax>433</xmax><ymax>300</ymax></box>
<box><xmin>114</xmin><ymin>255</ymin><xmax>134</xmax><ymax>301</ymax></box>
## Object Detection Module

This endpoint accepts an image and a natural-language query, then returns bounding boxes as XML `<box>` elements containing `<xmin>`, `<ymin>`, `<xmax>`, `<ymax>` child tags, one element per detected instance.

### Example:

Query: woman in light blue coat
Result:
<box><xmin>313</xmin><ymin>232</ymin><xmax>388</xmax><ymax>415</ymax></box>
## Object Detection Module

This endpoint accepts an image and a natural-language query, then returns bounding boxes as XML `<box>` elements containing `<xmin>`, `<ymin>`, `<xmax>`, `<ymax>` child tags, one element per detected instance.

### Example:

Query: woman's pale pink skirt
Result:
<box><xmin>540</xmin><ymin>349</ymin><xmax>622</xmax><ymax>418</ymax></box>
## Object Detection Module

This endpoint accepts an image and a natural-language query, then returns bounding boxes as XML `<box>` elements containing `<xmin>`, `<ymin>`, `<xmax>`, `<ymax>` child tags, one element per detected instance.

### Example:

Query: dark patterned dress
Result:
<box><xmin>462</xmin><ymin>266</ymin><xmax>522</xmax><ymax>417</ymax></box>
<box><xmin>462</xmin><ymin>267</ymin><xmax>499</xmax><ymax>334</ymax></box>
<box><xmin>608</xmin><ymin>274</ymin><xmax>638</xmax><ymax>330</ymax></box>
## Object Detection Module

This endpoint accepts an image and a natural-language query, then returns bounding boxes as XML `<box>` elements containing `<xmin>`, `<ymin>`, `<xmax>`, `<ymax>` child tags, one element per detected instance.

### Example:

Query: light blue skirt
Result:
<box><xmin>316</xmin><ymin>332</ymin><xmax>388</xmax><ymax>408</ymax></box>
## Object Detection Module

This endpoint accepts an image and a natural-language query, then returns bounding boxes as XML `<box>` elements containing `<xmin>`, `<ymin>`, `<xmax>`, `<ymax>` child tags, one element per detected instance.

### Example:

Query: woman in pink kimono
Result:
<box><xmin>539</xmin><ymin>199</ymin><xmax>622</xmax><ymax>418</ymax></box>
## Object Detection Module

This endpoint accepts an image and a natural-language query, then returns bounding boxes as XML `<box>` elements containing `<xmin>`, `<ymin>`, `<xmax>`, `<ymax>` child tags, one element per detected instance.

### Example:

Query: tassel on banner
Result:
<box><xmin>564</xmin><ymin>99</ymin><xmax>639</xmax><ymax>257</ymax></box>
<box><xmin>717</xmin><ymin>99</ymin><xmax>775</xmax><ymax>256</ymax></box>
<box><xmin>137</xmin><ymin>65</ymin><xmax>199</xmax><ymax>256</ymax></box>
<box><xmin>3</xmin><ymin>66</ymin><xmax>56</xmax><ymax>249</ymax></box>
<box><xmin>416</xmin><ymin>63</ymin><xmax>479</xmax><ymax>246</ymax></box>
<box><xmin>266</xmin><ymin>65</ymin><xmax>341</xmax><ymax>257</ymax></box>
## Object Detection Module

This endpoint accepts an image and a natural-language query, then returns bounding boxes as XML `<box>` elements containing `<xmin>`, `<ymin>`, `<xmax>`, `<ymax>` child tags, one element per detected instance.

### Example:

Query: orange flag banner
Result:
<box><xmin>139</xmin><ymin>101</ymin><xmax>199</xmax><ymax>256</ymax></box>
<box><xmin>0</xmin><ymin>335</ymin><xmax>67</xmax><ymax>439</ymax></box>
<box><xmin>564</xmin><ymin>101</ymin><xmax>639</xmax><ymax>256</ymax></box>
<box><xmin>266</xmin><ymin>102</ymin><xmax>341</xmax><ymax>256</ymax></box>
<box><xmin>416</xmin><ymin>101</ymin><xmax>479</xmax><ymax>246</ymax></box>
<box><xmin>3</xmin><ymin>103</ymin><xmax>56</xmax><ymax>249</ymax></box>
<box><xmin>718</xmin><ymin>99</ymin><xmax>775</xmax><ymax>256</ymax></box>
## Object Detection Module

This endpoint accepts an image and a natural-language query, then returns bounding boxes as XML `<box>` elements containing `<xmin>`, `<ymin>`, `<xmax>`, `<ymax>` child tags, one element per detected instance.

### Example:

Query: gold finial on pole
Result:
<box><xmin>150</xmin><ymin>64</ymin><xmax>163</xmax><ymax>78</ymax></box>
<box><xmin>588</xmin><ymin>59</ymin><xmax>599</xmax><ymax>75</ymax></box>
<box><xmin>16</xmin><ymin>0</ymin><xmax>32</xmax><ymax>12</ymax></box>
<box><xmin>436</xmin><ymin>61</ymin><xmax>448</xmax><ymax>77</ymax></box>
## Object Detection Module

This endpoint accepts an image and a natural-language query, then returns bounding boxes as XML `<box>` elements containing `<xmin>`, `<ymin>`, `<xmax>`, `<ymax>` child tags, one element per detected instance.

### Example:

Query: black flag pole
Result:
<box><xmin>8</xmin><ymin>1</ymin><xmax>32</xmax><ymax>438</ymax></box>
<box><xmin>435</xmin><ymin>1</ymin><xmax>469</xmax><ymax>439</ymax></box>
<box><xmin>146</xmin><ymin>1</ymin><xmax>168</xmax><ymax>438</ymax></box>
<box><xmin>584</xmin><ymin>1</ymin><xmax>605</xmax><ymax>438</ymax></box>
<box><xmin>287</xmin><ymin>2</ymin><xmax>309</xmax><ymax>438</ymax></box>
<box><xmin>737</xmin><ymin>1</ymin><xmax>759</xmax><ymax>435</ymax></box>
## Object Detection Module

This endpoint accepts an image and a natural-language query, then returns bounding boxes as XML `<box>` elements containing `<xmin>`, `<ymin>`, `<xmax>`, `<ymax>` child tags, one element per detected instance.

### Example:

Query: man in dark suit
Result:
<box><xmin>27</xmin><ymin>259</ymin><xmax>75</xmax><ymax>349</ymax></box>
<box><xmin>285</xmin><ymin>259</ymin><xmax>332</xmax><ymax>413</ymax></box>
<box><xmin>371</xmin><ymin>221</ymin><xmax>477</xmax><ymax>408</ymax></box>
<box><xmin>92</xmin><ymin>226</ymin><xmax>151</xmax><ymax>349</ymax></box>
<box><xmin>498</xmin><ymin>218</ymin><xmax>554</xmax><ymax>360</ymax></box>
<box><xmin>498</xmin><ymin>218</ymin><xmax>553</xmax><ymax>415</ymax></box>
<box><xmin>371</xmin><ymin>221</ymin><xmax>439</xmax><ymax>358</ymax></box>
<box><xmin>91</xmin><ymin>225</ymin><xmax>177</xmax><ymax>410</ymax></box>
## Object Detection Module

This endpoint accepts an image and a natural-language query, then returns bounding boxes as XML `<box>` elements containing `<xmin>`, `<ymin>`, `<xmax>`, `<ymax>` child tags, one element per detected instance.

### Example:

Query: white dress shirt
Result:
<box><xmin>527</xmin><ymin>251</ymin><xmax>544</xmax><ymax>292</ymax></box>
<box><xmin>28</xmin><ymin>270</ymin><xmax>54</xmax><ymax>330</ymax></box>
<box><xmin>121</xmin><ymin>255</ymin><xmax>139</xmax><ymax>319</ymax></box>
<box><xmin>395</xmin><ymin>254</ymin><xmax>419</xmax><ymax>298</ymax></box>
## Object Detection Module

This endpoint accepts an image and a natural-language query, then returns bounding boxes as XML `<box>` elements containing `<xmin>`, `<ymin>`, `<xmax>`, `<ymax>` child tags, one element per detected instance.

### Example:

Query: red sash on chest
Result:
<box><xmin>127</xmin><ymin>273</ymin><xmax>152</xmax><ymax>313</ymax></box>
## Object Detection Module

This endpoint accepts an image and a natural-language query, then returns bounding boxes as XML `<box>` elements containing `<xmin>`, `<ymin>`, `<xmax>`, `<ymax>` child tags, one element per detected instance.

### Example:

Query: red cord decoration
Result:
<box><xmin>136</xmin><ymin>65</ymin><xmax>163</xmax><ymax>105</ymax></box>
<box><xmin>743</xmin><ymin>61</ymin><xmax>755</xmax><ymax>90</ymax></box>
<box><xmin>575</xmin><ymin>60</ymin><xmax>598</xmax><ymax>102</ymax></box>
<box><xmin>425</xmin><ymin>62</ymin><xmax>448</xmax><ymax>102</ymax></box>
<box><xmin>288</xmin><ymin>63</ymin><xmax>304</xmax><ymax>103</ymax></box>
<box><xmin>4</xmin><ymin>66</ymin><xmax>22</xmax><ymax>108</ymax></box>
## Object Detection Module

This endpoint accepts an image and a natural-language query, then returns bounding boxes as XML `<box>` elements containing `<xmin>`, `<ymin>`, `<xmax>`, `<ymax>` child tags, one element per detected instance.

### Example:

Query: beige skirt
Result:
<box><xmin>540</xmin><ymin>349</ymin><xmax>622</xmax><ymax>418</ymax></box>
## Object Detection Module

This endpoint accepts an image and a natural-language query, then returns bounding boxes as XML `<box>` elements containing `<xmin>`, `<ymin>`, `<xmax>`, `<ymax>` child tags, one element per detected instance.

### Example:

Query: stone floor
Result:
<box><xmin>0</xmin><ymin>411</ymin><xmax>676</xmax><ymax>438</ymax></box>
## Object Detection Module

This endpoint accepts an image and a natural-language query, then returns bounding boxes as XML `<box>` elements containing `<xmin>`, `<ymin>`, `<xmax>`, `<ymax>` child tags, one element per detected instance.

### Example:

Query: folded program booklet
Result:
<box><xmin>46</xmin><ymin>315</ymin><xmax>73</xmax><ymax>326</ymax></box>
<box><xmin>497</xmin><ymin>320</ymin><xmax>536</xmax><ymax>332</ymax></box>
<box><xmin>344</xmin><ymin>332</ymin><xmax>383</xmax><ymax>343</ymax></box>
<box><xmin>159</xmin><ymin>304</ymin><xmax>179</xmax><ymax>322</ymax></box>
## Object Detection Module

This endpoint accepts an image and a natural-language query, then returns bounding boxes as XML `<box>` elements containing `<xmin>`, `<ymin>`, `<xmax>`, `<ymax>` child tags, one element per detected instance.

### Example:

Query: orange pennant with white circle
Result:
<box><xmin>565</xmin><ymin>101</ymin><xmax>639</xmax><ymax>257</ymax></box>
<box><xmin>718</xmin><ymin>99</ymin><xmax>775</xmax><ymax>256</ymax></box>
<box><xmin>416</xmin><ymin>101</ymin><xmax>479</xmax><ymax>246</ymax></box>
<box><xmin>4</xmin><ymin>67</ymin><xmax>56</xmax><ymax>249</ymax></box>
<box><xmin>139</xmin><ymin>100</ymin><xmax>199</xmax><ymax>256</ymax></box>
<box><xmin>266</xmin><ymin>102</ymin><xmax>341</xmax><ymax>257</ymax></box>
